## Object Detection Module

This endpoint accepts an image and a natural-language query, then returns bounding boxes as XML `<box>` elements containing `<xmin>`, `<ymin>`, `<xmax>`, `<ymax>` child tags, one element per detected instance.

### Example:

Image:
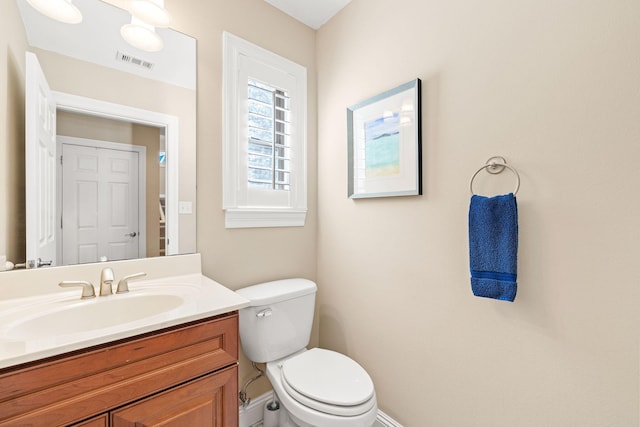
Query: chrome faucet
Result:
<box><xmin>99</xmin><ymin>267</ymin><xmax>115</xmax><ymax>296</ymax></box>
<box><xmin>59</xmin><ymin>268</ymin><xmax>146</xmax><ymax>299</ymax></box>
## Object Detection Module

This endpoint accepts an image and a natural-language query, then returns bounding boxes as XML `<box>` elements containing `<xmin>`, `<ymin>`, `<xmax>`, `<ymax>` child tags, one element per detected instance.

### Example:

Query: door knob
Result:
<box><xmin>125</xmin><ymin>232</ymin><xmax>138</xmax><ymax>237</ymax></box>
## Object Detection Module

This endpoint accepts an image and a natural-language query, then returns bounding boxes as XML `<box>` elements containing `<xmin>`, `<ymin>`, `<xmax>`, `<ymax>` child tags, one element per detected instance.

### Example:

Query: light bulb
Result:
<box><xmin>121</xmin><ymin>17</ymin><xmax>163</xmax><ymax>52</ymax></box>
<box><xmin>129</xmin><ymin>0</ymin><xmax>172</xmax><ymax>28</ymax></box>
<box><xmin>26</xmin><ymin>0</ymin><xmax>82</xmax><ymax>24</ymax></box>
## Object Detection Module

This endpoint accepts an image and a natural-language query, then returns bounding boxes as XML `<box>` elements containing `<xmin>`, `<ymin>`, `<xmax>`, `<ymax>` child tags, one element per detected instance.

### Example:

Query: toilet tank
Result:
<box><xmin>235</xmin><ymin>278</ymin><xmax>317</xmax><ymax>363</ymax></box>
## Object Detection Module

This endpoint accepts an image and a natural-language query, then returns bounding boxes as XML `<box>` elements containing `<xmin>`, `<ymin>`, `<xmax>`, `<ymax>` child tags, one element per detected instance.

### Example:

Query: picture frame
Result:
<box><xmin>347</xmin><ymin>78</ymin><xmax>422</xmax><ymax>199</ymax></box>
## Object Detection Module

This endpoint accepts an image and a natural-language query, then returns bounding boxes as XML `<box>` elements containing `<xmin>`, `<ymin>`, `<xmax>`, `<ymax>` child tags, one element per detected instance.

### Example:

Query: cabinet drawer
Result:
<box><xmin>0</xmin><ymin>312</ymin><xmax>238</xmax><ymax>426</ymax></box>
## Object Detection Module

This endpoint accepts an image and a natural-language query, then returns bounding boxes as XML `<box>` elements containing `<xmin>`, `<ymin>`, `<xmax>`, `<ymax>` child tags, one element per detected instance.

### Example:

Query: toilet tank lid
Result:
<box><xmin>235</xmin><ymin>278</ymin><xmax>317</xmax><ymax>306</ymax></box>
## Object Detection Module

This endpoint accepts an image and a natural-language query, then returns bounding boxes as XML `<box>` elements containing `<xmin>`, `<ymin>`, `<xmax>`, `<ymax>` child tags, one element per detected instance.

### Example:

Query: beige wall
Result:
<box><xmin>317</xmin><ymin>0</ymin><xmax>639</xmax><ymax>426</ymax></box>
<box><xmin>0</xmin><ymin>0</ymin><xmax>27</xmax><ymax>262</ymax></box>
<box><xmin>165</xmin><ymin>0</ymin><xmax>318</xmax><ymax>398</ymax></box>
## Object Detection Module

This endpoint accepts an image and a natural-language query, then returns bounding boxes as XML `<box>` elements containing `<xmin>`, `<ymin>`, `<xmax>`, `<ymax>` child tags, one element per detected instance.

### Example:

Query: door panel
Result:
<box><xmin>102</xmin><ymin>149</ymin><xmax>139</xmax><ymax>261</ymax></box>
<box><xmin>62</xmin><ymin>143</ymin><xmax>140</xmax><ymax>264</ymax></box>
<box><xmin>25</xmin><ymin>52</ymin><xmax>56</xmax><ymax>267</ymax></box>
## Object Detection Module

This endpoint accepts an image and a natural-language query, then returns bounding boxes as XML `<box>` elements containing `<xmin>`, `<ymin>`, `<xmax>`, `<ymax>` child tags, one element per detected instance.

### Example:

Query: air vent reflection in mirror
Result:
<box><xmin>115</xmin><ymin>51</ymin><xmax>155</xmax><ymax>71</ymax></box>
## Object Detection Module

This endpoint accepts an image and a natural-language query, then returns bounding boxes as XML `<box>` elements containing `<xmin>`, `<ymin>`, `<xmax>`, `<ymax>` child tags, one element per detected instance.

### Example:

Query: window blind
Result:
<box><xmin>247</xmin><ymin>79</ymin><xmax>291</xmax><ymax>191</ymax></box>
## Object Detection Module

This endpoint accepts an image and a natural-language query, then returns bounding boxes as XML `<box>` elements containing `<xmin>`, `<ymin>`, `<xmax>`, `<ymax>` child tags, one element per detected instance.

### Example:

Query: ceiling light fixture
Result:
<box><xmin>26</xmin><ymin>0</ymin><xmax>83</xmax><ymax>24</ymax></box>
<box><xmin>121</xmin><ymin>16</ymin><xmax>163</xmax><ymax>52</ymax></box>
<box><xmin>128</xmin><ymin>0</ymin><xmax>172</xmax><ymax>28</ymax></box>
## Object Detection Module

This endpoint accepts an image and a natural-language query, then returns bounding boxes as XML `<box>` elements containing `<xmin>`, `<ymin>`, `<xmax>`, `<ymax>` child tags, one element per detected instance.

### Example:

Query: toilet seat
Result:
<box><xmin>280</xmin><ymin>348</ymin><xmax>376</xmax><ymax>417</ymax></box>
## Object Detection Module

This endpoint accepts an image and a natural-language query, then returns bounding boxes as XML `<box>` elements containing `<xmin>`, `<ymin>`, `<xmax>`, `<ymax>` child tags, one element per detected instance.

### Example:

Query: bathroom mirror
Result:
<box><xmin>3</xmin><ymin>0</ymin><xmax>197</xmax><ymax>268</ymax></box>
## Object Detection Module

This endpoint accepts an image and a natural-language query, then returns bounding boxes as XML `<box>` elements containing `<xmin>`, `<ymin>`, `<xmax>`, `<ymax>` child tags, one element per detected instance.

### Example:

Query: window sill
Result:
<box><xmin>224</xmin><ymin>208</ymin><xmax>306</xmax><ymax>229</ymax></box>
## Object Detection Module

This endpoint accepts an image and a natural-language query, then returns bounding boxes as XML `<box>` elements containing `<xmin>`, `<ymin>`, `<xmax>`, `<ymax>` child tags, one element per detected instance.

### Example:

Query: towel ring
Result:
<box><xmin>469</xmin><ymin>156</ymin><xmax>520</xmax><ymax>196</ymax></box>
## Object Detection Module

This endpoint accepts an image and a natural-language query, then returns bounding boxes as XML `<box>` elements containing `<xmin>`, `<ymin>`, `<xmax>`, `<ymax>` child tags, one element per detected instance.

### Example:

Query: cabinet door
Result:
<box><xmin>112</xmin><ymin>365</ymin><xmax>238</xmax><ymax>427</ymax></box>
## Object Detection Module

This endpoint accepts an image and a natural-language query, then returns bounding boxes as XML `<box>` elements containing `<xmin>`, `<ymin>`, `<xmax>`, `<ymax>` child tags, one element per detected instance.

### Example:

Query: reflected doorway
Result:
<box><xmin>56</xmin><ymin>111</ymin><xmax>166</xmax><ymax>264</ymax></box>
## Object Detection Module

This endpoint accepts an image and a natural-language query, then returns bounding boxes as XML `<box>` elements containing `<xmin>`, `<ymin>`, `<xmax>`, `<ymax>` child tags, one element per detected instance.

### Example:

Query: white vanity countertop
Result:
<box><xmin>0</xmin><ymin>273</ymin><xmax>249</xmax><ymax>369</ymax></box>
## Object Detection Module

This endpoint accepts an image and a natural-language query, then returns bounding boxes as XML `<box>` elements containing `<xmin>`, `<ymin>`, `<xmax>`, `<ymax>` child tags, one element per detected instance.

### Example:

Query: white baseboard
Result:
<box><xmin>375</xmin><ymin>409</ymin><xmax>404</xmax><ymax>427</ymax></box>
<box><xmin>239</xmin><ymin>392</ymin><xmax>403</xmax><ymax>427</ymax></box>
<box><xmin>239</xmin><ymin>391</ymin><xmax>275</xmax><ymax>427</ymax></box>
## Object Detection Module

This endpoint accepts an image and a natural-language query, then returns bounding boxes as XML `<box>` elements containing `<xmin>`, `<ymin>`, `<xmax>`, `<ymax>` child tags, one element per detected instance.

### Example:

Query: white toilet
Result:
<box><xmin>236</xmin><ymin>278</ymin><xmax>378</xmax><ymax>427</ymax></box>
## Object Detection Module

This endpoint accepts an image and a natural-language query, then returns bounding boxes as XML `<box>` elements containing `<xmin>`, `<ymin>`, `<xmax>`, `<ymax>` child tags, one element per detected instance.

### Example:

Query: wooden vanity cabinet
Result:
<box><xmin>0</xmin><ymin>312</ymin><xmax>239</xmax><ymax>427</ymax></box>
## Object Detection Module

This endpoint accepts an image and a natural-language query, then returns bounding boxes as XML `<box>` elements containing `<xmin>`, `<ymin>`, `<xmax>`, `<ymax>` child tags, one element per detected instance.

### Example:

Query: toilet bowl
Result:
<box><xmin>236</xmin><ymin>279</ymin><xmax>378</xmax><ymax>427</ymax></box>
<box><xmin>267</xmin><ymin>348</ymin><xmax>378</xmax><ymax>427</ymax></box>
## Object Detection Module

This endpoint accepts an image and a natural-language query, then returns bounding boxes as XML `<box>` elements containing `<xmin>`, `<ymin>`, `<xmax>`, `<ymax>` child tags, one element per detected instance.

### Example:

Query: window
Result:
<box><xmin>223</xmin><ymin>32</ymin><xmax>307</xmax><ymax>228</ymax></box>
<box><xmin>247</xmin><ymin>80</ymin><xmax>290</xmax><ymax>191</ymax></box>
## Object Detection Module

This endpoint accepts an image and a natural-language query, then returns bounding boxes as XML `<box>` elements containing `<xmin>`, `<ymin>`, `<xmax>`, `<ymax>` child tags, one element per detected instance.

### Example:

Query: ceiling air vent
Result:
<box><xmin>116</xmin><ymin>51</ymin><xmax>155</xmax><ymax>71</ymax></box>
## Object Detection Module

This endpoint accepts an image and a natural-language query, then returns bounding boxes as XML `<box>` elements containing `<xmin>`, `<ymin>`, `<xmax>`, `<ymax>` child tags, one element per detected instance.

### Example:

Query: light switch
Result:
<box><xmin>178</xmin><ymin>201</ymin><xmax>192</xmax><ymax>214</ymax></box>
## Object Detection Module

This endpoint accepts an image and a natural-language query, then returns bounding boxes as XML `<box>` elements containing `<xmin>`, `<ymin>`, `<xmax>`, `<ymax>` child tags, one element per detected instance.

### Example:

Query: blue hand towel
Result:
<box><xmin>468</xmin><ymin>193</ymin><xmax>518</xmax><ymax>301</ymax></box>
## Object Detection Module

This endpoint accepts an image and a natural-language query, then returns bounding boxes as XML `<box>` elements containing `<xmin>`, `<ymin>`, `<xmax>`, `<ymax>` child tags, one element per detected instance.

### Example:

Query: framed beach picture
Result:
<box><xmin>347</xmin><ymin>78</ymin><xmax>422</xmax><ymax>199</ymax></box>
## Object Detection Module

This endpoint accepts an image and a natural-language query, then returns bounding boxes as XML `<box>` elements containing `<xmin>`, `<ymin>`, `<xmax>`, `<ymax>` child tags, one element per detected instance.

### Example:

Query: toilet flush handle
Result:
<box><xmin>256</xmin><ymin>308</ymin><xmax>273</xmax><ymax>318</ymax></box>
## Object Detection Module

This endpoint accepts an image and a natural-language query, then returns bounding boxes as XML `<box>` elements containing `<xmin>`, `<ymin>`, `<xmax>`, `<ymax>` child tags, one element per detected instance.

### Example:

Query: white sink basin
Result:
<box><xmin>0</xmin><ymin>273</ymin><xmax>250</xmax><ymax>369</ymax></box>
<box><xmin>5</xmin><ymin>293</ymin><xmax>184</xmax><ymax>340</ymax></box>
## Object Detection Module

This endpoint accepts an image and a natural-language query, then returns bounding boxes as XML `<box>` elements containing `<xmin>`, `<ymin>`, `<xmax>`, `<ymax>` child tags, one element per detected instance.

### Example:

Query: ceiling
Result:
<box><xmin>17</xmin><ymin>0</ymin><xmax>195</xmax><ymax>89</ymax></box>
<box><xmin>263</xmin><ymin>0</ymin><xmax>351</xmax><ymax>29</ymax></box>
<box><xmin>17</xmin><ymin>0</ymin><xmax>348</xmax><ymax>87</ymax></box>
